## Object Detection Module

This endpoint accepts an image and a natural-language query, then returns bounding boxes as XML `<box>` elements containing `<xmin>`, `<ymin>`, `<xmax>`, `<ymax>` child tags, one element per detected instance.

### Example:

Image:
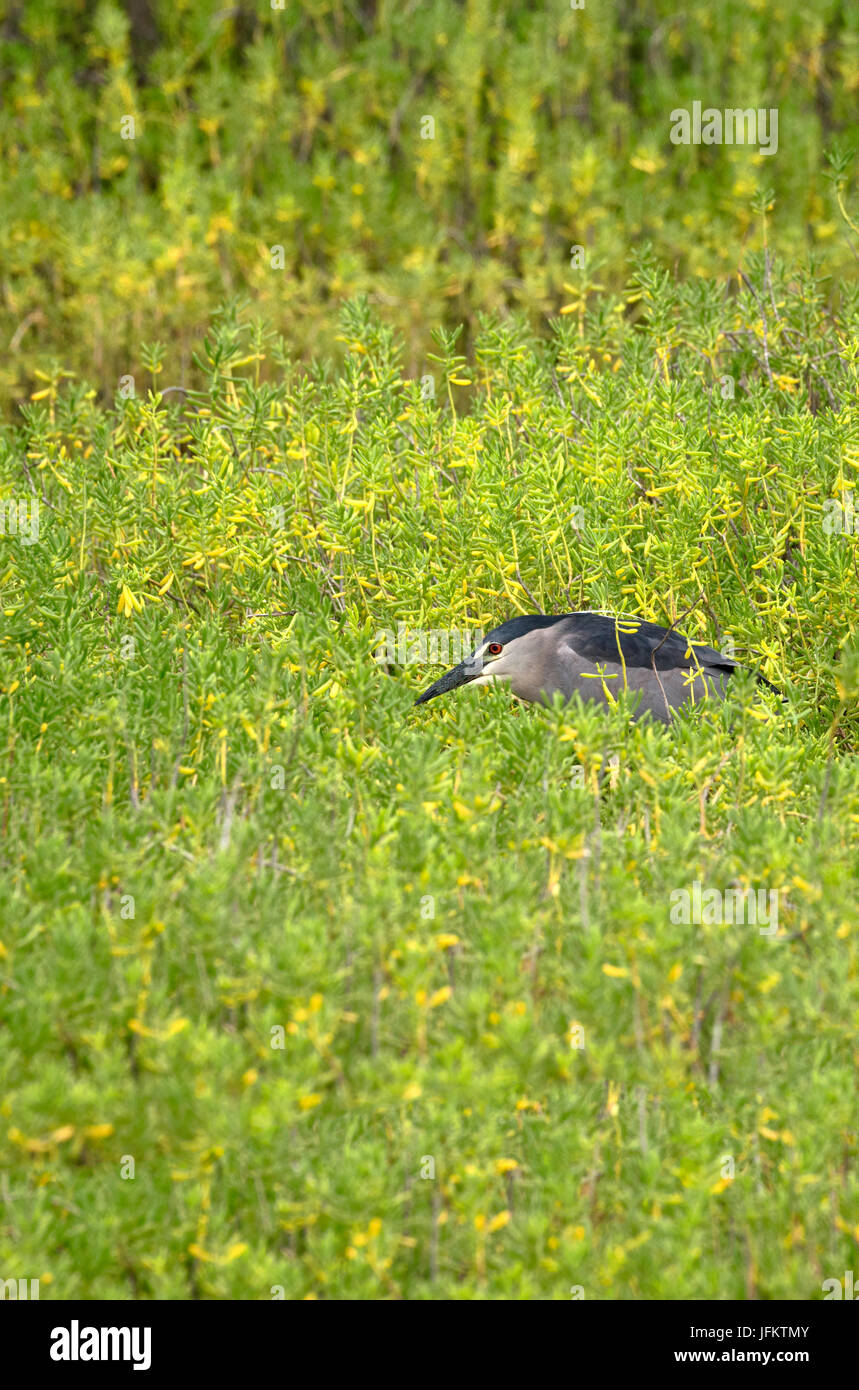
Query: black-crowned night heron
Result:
<box><xmin>414</xmin><ymin>612</ymin><xmax>779</xmax><ymax>723</ymax></box>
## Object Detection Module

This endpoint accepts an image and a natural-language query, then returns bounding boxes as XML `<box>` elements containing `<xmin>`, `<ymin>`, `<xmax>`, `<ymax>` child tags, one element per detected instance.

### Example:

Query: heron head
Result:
<box><xmin>413</xmin><ymin>615</ymin><xmax>563</xmax><ymax>706</ymax></box>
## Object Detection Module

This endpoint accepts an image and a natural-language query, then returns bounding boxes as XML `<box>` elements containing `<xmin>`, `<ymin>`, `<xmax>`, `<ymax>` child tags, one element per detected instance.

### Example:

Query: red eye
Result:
<box><xmin>487</xmin><ymin>642</ymin><xmax>503</xmax><ymax>655</ymax></box>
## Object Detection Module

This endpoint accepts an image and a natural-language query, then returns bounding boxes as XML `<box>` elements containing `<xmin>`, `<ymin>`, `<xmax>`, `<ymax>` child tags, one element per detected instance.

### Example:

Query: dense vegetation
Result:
<box><xmin>2</xmin><ymin>0</ymin><xmax>859</xmax><ymax>409</ymax></box>
<box><xmin>1</xmin><ymin>1</ymin><xmax>858</xmax><ymax>1300</ymax></box>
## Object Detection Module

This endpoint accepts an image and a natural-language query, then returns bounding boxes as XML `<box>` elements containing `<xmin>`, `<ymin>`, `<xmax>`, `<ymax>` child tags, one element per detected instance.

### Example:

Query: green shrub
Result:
<box><xmin>1</xmin><ymin>276</ymin><xmax>857</xmax><ymax>1297</ymax></box>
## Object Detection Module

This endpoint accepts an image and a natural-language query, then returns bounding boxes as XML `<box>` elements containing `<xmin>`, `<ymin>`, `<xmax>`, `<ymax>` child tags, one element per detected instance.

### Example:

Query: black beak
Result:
<box><xmin>414</xmin><ymin>655</ymin><xmax>482</xmax><ymax>706</ymax></box>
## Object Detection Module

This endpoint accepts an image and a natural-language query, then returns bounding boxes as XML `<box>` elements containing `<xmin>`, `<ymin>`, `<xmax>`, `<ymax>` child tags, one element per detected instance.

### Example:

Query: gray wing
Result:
<box><xmin>561</xmin><ymin>612</ymin><xmax>736</xmax><ymax>675</ymax></box>
<box><xmin>550</xmin><ymin>615</ymin><xmax>734</xmax><ymax>722</ymax></box>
